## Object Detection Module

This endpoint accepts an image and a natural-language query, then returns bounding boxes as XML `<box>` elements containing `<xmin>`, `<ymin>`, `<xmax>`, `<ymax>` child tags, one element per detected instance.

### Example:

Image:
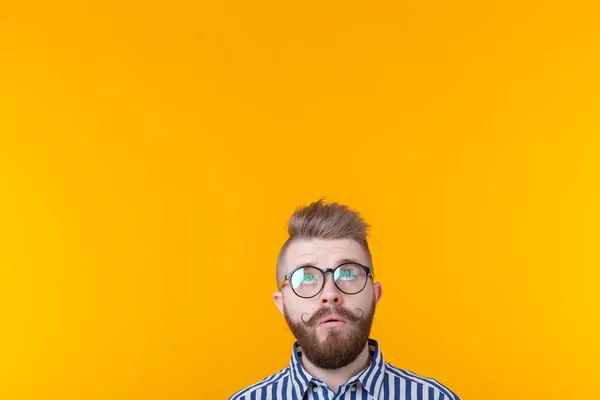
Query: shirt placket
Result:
<box><xmin>307</xmin><ymin>381</ymin><xmax>332</xmax><ymax>400</ymax></box>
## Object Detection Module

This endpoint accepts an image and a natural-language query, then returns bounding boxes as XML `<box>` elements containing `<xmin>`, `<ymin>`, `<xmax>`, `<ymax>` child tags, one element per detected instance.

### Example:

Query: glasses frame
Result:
<box><xmin>279</xmin><ymin>262</ymin><xmax>373</xmax><ymax>299</ymax></box>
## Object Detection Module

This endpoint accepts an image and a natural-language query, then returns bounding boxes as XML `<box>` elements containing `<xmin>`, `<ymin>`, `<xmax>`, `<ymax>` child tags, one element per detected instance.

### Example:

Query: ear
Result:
<box><xmin>373</xmin><ymin>282</ymin><xmax>383</xmax><ymax>305</ymax></box>
<box><xmin>273</xmin><ymin>291</ymin><xmax>285</xmax><ymax>315</ymax></box>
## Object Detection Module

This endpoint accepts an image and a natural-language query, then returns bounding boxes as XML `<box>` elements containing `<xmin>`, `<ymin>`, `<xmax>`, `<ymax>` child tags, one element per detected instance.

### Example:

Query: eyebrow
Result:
<box><xmin>293</xmin><ymin>258</ymin><xmax>363</xmax><ymax>270</ymax></box>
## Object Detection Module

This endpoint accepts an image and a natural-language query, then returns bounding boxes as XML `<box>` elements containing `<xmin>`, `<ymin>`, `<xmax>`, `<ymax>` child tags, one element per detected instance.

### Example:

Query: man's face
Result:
<box><xmin>273</xmin><ymin>238</ymin><xmax>383</xmax><ymax>370</ymax></box>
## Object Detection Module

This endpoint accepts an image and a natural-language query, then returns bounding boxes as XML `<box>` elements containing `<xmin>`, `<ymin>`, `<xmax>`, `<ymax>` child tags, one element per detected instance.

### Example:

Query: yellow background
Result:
<box><xmin>1</xmin><ymin>1</ymin><xmax>599</xmax><ymax>399</ymax></box>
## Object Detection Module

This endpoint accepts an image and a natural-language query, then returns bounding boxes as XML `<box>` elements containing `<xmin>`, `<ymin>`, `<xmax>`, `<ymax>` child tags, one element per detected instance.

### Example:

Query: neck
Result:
<box><xmin>300</xmin><ymin>343</ymin><xmax>371</xmax><ymax>392</ymax></box>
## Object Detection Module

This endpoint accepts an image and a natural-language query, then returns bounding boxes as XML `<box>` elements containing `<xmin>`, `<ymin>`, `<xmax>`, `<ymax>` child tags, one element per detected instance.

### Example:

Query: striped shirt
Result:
<box><xmin>229</xmin><ymin>339</ymin><xmax>461</xmax><ymax>400</ymax></box>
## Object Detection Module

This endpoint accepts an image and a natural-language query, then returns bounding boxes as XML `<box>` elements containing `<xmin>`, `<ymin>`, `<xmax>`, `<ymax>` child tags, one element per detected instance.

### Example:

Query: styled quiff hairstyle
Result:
<box><xmin>276</xmin><ymin>199</ymin><xmax>373</xmax><ymax>288</ymax></box>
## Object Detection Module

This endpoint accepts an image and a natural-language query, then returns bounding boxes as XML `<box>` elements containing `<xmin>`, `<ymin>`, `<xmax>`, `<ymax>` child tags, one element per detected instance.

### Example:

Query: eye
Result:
<box><xmin>301</xmin><ymin>274</ymin><xmax>319</xmax><ymax>284</ymax></box>
<box><xmin>337</xmin><ymin>270</ymin><xmax>357</xmax><ymax>281</ymax></box>
<box><xmin>291</xmin><ymin>268</ymin><xmax>322</xmax><ymax>289</ymax></box>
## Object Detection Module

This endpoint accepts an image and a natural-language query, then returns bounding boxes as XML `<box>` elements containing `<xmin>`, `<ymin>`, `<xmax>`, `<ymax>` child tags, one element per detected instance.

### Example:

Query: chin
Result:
<box><xmin>317</xmin><ymin>327</ymin><xmax>349</xmax><ymax>339</ymax></box>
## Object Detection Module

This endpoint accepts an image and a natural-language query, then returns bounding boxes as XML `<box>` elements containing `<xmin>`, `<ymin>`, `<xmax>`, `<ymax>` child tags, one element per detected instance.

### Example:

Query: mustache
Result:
<box><xmin>301</xmin><ymin>306</ymin><xmax>364</xmax><ymax>327</ymax></box>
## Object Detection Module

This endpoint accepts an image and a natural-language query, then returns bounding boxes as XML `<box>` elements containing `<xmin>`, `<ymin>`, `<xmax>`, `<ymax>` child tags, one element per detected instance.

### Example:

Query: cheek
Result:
<box><xmin>347</xmin><ymin>292</ymin><xmax>375</xmax><ymax>311</ymax></box>
<box><xmin>283</xmin><ymin>297</ymin><xmax>317</xmax><ymax>320</ymax></box>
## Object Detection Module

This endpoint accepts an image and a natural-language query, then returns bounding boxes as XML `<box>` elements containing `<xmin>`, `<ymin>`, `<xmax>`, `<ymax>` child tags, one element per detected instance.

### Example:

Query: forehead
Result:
<box><xmin>282</xmin><ymin>238</ymin><xmax>369</xmax><ymax>275</ymax></box>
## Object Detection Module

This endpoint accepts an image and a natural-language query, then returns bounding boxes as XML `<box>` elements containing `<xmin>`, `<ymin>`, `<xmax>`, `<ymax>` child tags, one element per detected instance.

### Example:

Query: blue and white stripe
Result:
<box><xmin>229</xmin><ymin>339</ymin><xmax>461</xmax><ymax>400</ymax></box>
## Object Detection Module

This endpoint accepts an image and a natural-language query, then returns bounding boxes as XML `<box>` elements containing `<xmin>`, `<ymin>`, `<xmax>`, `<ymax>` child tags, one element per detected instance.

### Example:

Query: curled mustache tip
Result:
<box><xmin>301</xmin><ymin>313</ymin><xmax>310</xmax><ymax>324</ymax></box>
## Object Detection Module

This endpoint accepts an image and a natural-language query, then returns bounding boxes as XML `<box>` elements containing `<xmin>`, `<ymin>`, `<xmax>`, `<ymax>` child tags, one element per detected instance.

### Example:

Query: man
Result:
<box><xmin>230</xmin><ymin>199</ymin><xmax>461</xmax><ymax>400</ymax></box>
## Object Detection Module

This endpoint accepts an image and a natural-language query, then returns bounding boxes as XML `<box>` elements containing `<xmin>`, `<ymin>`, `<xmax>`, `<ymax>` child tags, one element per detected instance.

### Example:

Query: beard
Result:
<box><xmin>283</xmin><ymin>298</ymin><xmax>376</xmax><ymax>370</ymax></box>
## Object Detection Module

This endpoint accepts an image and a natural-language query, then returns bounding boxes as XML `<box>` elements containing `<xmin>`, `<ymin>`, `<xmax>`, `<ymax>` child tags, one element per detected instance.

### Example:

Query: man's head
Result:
<box><xmin>273</xmin><ymin>199</ymin><xmax>383</xmax><ymax>370</ymax></box>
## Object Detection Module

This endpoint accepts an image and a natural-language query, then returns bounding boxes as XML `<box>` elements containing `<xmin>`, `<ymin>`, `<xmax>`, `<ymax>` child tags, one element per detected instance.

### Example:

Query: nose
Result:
<box><xmin>319</xmin><ymin>272</ymin><xmax>343</xmax><ymax>306</ymax></box>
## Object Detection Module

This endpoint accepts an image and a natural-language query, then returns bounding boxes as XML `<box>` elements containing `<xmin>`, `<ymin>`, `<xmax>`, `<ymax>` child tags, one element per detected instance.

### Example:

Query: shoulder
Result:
<box><xmin>384</xmin><ymin>362</ymin><xmax>461</xmax><ymax>400</ymax></box>
<box><xmin>228</xmin><ymin>367</ymin><xmax>290</xmax><ymax>400</ymax></box>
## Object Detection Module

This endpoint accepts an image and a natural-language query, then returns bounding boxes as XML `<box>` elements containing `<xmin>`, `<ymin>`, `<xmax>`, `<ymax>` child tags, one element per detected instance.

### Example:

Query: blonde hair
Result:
<box><xmin>276</xmin><ymin>199</ymin><xmax>372</xmax><ymax>287</ymax></box>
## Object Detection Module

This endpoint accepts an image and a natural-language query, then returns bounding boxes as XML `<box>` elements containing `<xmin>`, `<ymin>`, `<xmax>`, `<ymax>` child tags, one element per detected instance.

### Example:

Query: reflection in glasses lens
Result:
<box><xmin>289</xmin><ymin>263</ymin><xmax>368</xmax><ymax>298</ymax></box>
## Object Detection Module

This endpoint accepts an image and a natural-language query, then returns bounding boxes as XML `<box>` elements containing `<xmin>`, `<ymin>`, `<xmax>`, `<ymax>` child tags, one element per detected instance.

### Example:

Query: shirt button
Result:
<box><xmin>351</xmin><ymin>386</ymin><xmax>357</xmax><ymax>392</ymax></box>
<box><xmin>313</xmin><ymin>387</ymin><xmax>319</xmax><ymax>392</ymax></box>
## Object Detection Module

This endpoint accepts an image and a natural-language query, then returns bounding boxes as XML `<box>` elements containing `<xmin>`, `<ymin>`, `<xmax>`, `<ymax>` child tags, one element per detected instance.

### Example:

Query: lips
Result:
<box><xmin>317</xmin><ymin>315</ymin><xmax>347</xmax><ymax>328</ymax></box>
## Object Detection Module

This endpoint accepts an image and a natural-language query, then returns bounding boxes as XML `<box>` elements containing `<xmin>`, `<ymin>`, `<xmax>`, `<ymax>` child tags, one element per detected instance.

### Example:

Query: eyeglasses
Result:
<box><xmin>279</xmin><ymin>262</ymin><xmax>373</xmax><ymax>299</ymax></box>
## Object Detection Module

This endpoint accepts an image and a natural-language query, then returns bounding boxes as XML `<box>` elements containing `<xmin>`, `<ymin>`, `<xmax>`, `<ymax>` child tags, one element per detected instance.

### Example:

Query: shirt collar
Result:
<box><xmin>353</xmin><ymin>339</ymin><xmax>387</xmax><ymax>399</ymax></box>
<box><xmin>289</xmin><ymin>338</ymin><xmax>386</xmax><ymax>399</ymax></box>
<box><xmin>289</xmin><ymin>342</ymin><xmax>312</xmax><ymax>399</ymax></box>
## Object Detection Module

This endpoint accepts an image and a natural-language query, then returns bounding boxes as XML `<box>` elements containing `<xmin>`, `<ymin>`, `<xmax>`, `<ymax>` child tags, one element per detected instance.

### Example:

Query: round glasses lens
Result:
<box><xmin>333</xmin><ymin>263</ymin><xmax>367</xmax><ymax>294</ymax></box>
<box><xmin>290</xmin><ymin>267</ymin><xmax>323</xmax><ymax>297</ymax></box>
